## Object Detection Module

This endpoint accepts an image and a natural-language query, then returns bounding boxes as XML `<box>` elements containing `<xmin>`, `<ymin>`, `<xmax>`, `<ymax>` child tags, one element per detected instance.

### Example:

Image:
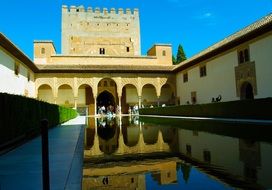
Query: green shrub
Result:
<box><xmin>0</xmin><ymin>93</ymin><xmax>78</xmax><ymax>146</ymax></box>
<box><xmin>139</xmin><ymin>98</ymin><xmax>272</xmax><ymax>120</ymax></box>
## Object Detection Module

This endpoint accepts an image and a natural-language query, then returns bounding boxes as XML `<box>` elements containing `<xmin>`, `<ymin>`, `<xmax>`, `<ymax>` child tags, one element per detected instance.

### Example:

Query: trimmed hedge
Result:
<box><xmin>0</xmin><ymin>93</ymin><xmax>77</xmax><ymax>146</ymax></box>
<box><xmin>139</xmin><ymin>98</ymin><xmax>272</xmax><ymax>120</ymax></box>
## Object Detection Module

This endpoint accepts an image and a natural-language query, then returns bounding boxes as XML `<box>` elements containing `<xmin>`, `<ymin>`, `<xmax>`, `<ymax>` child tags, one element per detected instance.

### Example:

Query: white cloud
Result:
<box><xmin>194</xmin><ymin>12</ymin><xmax>217</xmax><ymax>26</ymax></box>
<box><xmin>196</xmin><ymin>12</ymin><xmax>213</xmax><ymax>19</ymax></box>
<box><xmin>203</xmin><ymin>12</ymin><xmax>212</xmax><ymax>18</ymax></box>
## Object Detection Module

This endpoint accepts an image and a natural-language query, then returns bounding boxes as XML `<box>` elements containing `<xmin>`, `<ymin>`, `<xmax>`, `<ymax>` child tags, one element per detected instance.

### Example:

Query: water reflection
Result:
<box><xmin>84</xmin><ymin>116</ymin><xmax>179</xmax><ymax>157</ymax></box>
<box><xmin>178</xmin><ymin>126</ymin><xmax>272</xmax><ymax>189</ymax></box>
<box><xmin>83</xmin><ymin>116</ymin><xmax>272</xmax><ymax>190</ymax></box>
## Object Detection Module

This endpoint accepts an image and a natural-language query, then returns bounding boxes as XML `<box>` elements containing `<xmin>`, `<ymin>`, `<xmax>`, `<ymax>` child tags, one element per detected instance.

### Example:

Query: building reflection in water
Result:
<box><xmin>84</xmin><ymin>116</ymin><xmax>179</xmax><ymax>157</ymax></box>
<box><xmin>83</xmin><ymin>116</ymin><xmax>180</xmax><ymax>190</ymax></box>
<box><xmin>178</xmin><ymin>128</ymin><xmax>272</xmax><ymax>189</ymax></box>
<box><xmin>83</xmin><ymin>116</ymin><xmax>272</xmax><ymax>190</ymax></box>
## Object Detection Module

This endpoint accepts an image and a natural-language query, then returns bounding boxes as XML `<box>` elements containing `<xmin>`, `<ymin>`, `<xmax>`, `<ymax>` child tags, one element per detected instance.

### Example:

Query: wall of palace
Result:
<box><xmin>251</xmin><ymin>33</ymin><xmax>272</xmax><ymax>99</ymax></box>
<box><xmin>0</xmin><ymin>46</ymin><xmax>35</xmax><ymax>97</ymax></box>
<box><xmin>176</xmin><ymin>32</ymin><xmax>272</xmax><ymax>105</ymax></box>
<box><xmin>178</xmin><ymin>128</ymin><xmax>272</xmax><ymax>188</ymax></box>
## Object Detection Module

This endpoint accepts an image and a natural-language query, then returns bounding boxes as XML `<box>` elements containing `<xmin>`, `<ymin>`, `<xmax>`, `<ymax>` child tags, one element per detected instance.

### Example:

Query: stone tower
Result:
<box><xmin>61</xmin><ymin>5</ymin><xmax>141</xmax><ymax>56</ymax></box>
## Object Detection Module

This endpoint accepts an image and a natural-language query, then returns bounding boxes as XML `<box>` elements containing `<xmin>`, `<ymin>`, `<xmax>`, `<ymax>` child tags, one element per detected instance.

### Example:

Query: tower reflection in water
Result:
<box><xmin>82</xmin><ymin>116</ymin><xmax>272</xmax><ymax>190</ymax></box>
<box><xmin>83</xmin><ymin>116</ymin><xmax>180</xmax><ymax>190</ymax></box>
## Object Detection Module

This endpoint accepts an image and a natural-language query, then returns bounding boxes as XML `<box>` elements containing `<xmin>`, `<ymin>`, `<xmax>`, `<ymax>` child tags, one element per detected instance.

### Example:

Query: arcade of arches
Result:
<box><xmin>36</xmin><ymin>74</ymin><xmax>176</xmax><ymax>115</ymax></box>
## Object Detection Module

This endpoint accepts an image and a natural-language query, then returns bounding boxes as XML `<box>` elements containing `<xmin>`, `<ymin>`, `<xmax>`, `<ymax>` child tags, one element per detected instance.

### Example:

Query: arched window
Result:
<box><xmin>238</xmin><ymin>47</ymin><xmax>250</xmax><ymax>64</ymax></box>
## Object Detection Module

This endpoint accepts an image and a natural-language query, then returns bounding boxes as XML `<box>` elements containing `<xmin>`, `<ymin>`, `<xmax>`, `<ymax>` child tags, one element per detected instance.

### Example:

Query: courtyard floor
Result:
<box><xmin>0</xmin><ymin>116</ymin><xmax>86</xmax><ymax>190</ymax></box>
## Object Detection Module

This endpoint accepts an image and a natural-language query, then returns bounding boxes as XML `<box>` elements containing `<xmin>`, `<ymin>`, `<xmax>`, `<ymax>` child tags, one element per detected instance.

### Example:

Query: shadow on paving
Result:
<box><xmin>0</xmin><ymin>123</ymin><xmax>85</xmax><ymax>190</ymax></box>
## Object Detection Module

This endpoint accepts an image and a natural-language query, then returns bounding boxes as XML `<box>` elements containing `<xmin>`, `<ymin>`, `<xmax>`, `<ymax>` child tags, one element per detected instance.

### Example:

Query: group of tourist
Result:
<box><xmin>128</xmin><ymin>105</ymin><xmax>139</xmax><ymax>114</ymax></box>
<box><xmin>97</xmin><ymin>105</ymin><xmax>116</xmax><ymax>116</ymax></box>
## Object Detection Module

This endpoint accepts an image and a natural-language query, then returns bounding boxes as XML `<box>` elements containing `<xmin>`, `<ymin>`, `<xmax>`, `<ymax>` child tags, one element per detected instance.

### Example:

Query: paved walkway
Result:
<box><xmin>0</xmin><ymin>116</ymin><xmax>86</xmax><ymax>190</ymax></box>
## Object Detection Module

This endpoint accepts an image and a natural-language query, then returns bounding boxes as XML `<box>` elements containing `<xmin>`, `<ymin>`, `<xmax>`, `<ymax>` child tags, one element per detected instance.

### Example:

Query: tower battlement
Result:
<box><xmin>61</xmin><ymin>4</ymin><xmax>141</xmax><ymax>56</ymax></box>
<box><xmin>62</xmin><ymin>5</ymin><xmax>139</xmax><ymax>16</ymax></box>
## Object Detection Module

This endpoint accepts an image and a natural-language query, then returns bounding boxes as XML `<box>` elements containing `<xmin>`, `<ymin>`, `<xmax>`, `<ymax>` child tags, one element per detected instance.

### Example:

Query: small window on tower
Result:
<box><xmin>100</xmin><ymin>48</ymin><xmax>105</xmax><ymax>55</ymax></box>
<box><xmin>126</xmin><ymin>47</ymin><xmax>130</xmax><ymax>52</ymax></box>
<box><xmin>162</xmin><ymin>50</ymin><xmax>166</xmax><ymax>56</ymax></box>
<box><xmin>41</xmin><ymin>48</ymin><xmax>45</xmax><ymax>54</ymax></box>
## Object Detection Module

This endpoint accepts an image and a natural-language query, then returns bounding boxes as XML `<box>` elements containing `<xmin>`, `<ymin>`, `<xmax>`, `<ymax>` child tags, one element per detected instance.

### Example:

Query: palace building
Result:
<box><xmin>0</xmin><ymin>5</ymin><xmax>271</xmax><ymax>115</ymax></box>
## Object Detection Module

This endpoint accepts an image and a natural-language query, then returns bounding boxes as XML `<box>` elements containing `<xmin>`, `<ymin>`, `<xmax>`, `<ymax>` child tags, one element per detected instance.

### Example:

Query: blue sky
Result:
<box><xmin>0</xmin><ymin>0</ymin><xmax>271</xmax><ymax>59</ymax></box>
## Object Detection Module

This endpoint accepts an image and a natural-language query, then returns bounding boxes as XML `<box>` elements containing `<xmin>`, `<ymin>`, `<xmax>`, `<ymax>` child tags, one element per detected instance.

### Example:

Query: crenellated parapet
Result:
<box><xmin>62</xmin><ymin>5</ymin><xmax>139</xmax><ymax>15</ymax></box>
<box><xmin>61</xmin><ymin>4</ymin><xmax>141</xmax><ymax>56</ymax></box>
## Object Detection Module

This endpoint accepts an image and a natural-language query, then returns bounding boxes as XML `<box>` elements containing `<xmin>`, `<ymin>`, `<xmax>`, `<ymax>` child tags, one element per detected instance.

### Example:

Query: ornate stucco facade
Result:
<box><xmin>0</xmin><ymin>6</ymin><xmax>271</xmax><ymax>115</ymax></box>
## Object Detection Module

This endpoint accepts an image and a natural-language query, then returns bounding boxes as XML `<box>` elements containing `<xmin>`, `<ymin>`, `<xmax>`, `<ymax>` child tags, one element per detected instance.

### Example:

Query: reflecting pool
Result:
<box><xmin>82</xmin><ymin>116</ymin><xmax>272</xmax><ymax>190</ymax></box>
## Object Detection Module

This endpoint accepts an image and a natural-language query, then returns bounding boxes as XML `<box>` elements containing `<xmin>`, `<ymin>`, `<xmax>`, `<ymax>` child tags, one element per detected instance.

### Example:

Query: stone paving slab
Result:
<box><xmin>0</xmin><ymin>116</ymin><xmax>86</xmax><ymax>190</ymax></box>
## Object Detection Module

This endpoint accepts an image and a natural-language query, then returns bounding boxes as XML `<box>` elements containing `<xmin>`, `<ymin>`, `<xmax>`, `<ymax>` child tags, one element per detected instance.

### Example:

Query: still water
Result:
<box><xmin>82</xmin><ymin>116</ymin><xmax>272</xmax><ymax>190</ymax></box>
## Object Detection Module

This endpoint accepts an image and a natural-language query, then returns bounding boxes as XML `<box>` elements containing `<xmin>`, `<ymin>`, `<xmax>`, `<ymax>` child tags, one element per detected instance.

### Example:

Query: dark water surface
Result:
<box><xmin>82</xmin><ymin>116</ymin><xmax>272</xmax><ymax>190</ymax></box>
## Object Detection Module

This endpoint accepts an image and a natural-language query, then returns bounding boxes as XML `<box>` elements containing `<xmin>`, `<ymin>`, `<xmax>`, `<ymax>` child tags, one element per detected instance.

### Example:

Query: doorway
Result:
<box><xmin>240</xmin><ymin>82</ymin><xmax>254</xmax><ymax>100</ymax></box>
<box><xmin>97</xmin><ymin>91</ymin><xmax>116</xmax><ymax>113</ymax></box>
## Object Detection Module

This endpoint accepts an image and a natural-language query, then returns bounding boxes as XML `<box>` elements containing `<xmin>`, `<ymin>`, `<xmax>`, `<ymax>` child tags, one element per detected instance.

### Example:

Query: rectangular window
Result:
<box><xmin>14</xmin><ymin>62</ymin><xmax>19</xmax><ymax>75</ymax></box>
<box><xmin>41</xmin><ymin>47</ymin><xmax>45</xmax><ymax>54</ymax></box>
<box><xmin>126</xmin><ymin>47</ymin><xmax>130</xmax><ymax>52</ymax></box>
<box><xmin>203</xmin><ymin>150</ymin><xmax>211</xmax><ymax>163</ymax></box>
<box><xmin>183</xmin><ymin>73</ymin><xmax>188</xmax><ymax>83</ymax></box>
<box><xmin>191</xmin><ymin>91</ymin><xmax>197</xmax><ymax>104</ymax></box>
<box><xmin>162</xmin><ymin>50</ymin><xmax>166</xmax><ymax>56</ymax></box>
<box><xmin>99</xmin><ymin>48</ymin><xmax>105</xmax><ymax>55</ymax></box>
<box><xmin>200</xmin><ymin>65</ymin><xmax>207</xmax><ymax>77</ymax></box>
<box><xmin>27</xmin><ymin>71</ymin><xmax>31</xmax><ymax>81</ymax></box>
<box><xmin>186</xmin><ymin>144</ymin><xmax>192</xmax><ymax>156</ymax></box>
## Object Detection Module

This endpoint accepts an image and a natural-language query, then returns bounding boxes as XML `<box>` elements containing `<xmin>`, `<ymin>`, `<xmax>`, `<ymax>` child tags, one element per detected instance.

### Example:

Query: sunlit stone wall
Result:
<box><xmin>0</xmin><ymin>47</ymin><xmax>35</xmax><ymax>97</ymax></box>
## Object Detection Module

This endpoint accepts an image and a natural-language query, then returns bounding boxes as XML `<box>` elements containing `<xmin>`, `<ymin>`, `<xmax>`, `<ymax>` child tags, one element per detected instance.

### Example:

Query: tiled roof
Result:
<box><xmin>0</xmin><ymin>33</ymin><xmax>39</xmax><ymax>72</ymax></box>
<box><xmin>174</xmin><ymin>13</ymin><xmax>272</xmax><ymax>72</ymax></box>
